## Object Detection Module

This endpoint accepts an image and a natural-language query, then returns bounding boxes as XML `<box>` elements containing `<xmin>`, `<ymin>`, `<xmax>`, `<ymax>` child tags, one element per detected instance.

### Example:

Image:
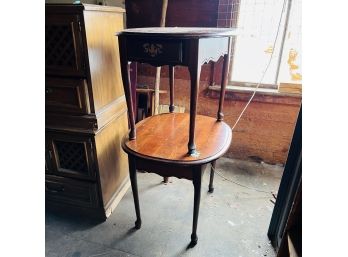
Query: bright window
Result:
<box><xmin>229</xmin><ymin>0</ymin><xmax>302</xmax><ymax>88</ymax></box>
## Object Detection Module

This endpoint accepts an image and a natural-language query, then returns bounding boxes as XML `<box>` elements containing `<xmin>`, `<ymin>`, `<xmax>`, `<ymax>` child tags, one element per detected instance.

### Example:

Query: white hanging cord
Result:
<box><xmin>231</xmin><ymin>0</ymin><xmax>288</xmax><ymax>131</ymax></box>
<box><xmin>211</xmin><ymin>163</ymin><xmax>273</xmax><ymax>194</ymax></box>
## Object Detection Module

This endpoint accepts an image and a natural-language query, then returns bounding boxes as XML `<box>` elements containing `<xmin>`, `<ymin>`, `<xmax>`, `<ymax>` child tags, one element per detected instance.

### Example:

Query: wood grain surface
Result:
<box><xmin>123</xmin><ymin>113</ymin><xmax>232</xmax><ymax>165</ymax></box>
<box><xmin>84</xmin><ymin>8</ymin><xmax>125</xmax><ymax>113</ymax></box>
<box><xmin>117</xmin><ymin>27</ymin><xmax>238</xmax><ymax>38</ymax></box>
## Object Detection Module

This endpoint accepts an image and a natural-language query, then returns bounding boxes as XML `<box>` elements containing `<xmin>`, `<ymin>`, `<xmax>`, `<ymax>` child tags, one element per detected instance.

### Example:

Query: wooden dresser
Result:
<box><xmin>45</xmin><ymin>4</ymin><xmax>129</xmax><ymax>220</ymax></box>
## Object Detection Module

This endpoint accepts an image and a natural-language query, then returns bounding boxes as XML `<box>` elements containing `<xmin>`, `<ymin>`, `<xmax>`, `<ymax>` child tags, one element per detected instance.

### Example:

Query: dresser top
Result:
<box><xmin>117</xmin><ymin>27</ymin><xmax>238</xmax><ymax>38</ymax></box>
<box><xmin>46</xmin><ymin>3</ymin><xmax>125</xmax><ymax>13</ymax></box>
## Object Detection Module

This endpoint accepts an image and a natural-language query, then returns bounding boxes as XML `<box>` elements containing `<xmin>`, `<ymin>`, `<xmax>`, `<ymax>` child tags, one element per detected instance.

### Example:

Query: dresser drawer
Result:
<box><xmin>46</xmin><ymin>175</ymin><xmax>99</xmax><ymax>208</ymax></box>
<box><xmin>46</xmin><ymin>132</ymin><xmax>96</xmax><ymax>181</ymax></box>
<box><xmin>46</xmin><ymin>77</ymin><xmax>90</xmax><ymax>115</ymax></box>
<box><xmin>127</xmin><ymin>37</ymin><xmax>183</xmax><ymax>64</ymax></box>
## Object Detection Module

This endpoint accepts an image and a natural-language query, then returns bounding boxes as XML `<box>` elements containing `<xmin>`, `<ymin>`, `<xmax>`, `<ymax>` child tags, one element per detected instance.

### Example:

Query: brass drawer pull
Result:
<box><xmin>143</xmin><ymin>43</ymin><xmax>163</xmax><ymax>57</ymax></box>
<box><xmin>127</xmin><ymin>38</ymin><xmax>183</xmax><ymax>63</ymax></box>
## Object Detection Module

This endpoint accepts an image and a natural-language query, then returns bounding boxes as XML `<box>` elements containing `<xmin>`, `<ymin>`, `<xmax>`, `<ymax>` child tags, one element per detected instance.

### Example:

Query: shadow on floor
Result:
<box><xmin>46</xmin><ymin>157</ymin><xmax>282</xmax><ymax>257</ymax></box>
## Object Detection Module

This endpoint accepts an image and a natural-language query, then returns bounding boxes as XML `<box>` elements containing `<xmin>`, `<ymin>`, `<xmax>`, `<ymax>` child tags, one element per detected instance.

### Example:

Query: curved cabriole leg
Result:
<box><xmin>119</xmin><ymin>35</ymin><xmax>136</xmax><ymax>139</ymax></box>
<box><xmin>188</xmin><ymin>45</ymin><xmax>201</xmax><ymax>156</ymax></box>
<box><xmin>209</xmin><ymin>160</ymin><xmax>216</xmax><ymax>193</ymax></box>
<box><xmin>128</xmin><ymin>156</ymin><xmax>142</xmax><ymax>229</ymax></box>
<box><xmin>190</xmin><ymin>166</ymin><xmax>203</xmax><ymax>247</ymax></box>
<box><xmin>217</xmin><ymin>37</ymin><xmax>232</xmax><ymax>122</ymax></box>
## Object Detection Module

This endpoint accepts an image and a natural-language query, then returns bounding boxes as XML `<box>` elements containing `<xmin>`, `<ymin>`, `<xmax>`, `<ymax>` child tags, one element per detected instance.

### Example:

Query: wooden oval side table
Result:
<box><xmin>117</xmin><ymin>27</ymin><xmax>237</xmax><ymax>247</ymax></box>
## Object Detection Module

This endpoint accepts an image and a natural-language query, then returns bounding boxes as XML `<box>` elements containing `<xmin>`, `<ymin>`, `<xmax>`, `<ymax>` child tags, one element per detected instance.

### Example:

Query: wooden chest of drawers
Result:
<box><xmin>45</xmin><ymin>4</ymin><xmax>129</xmax><ymax>220</ymax></box>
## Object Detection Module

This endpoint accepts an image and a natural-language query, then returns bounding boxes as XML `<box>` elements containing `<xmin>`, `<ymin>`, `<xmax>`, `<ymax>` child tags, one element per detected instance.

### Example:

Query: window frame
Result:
<box><xmin>227</xmin><ymin>0</ymin><xmax>298</xmax><ymax>90</ymax></box>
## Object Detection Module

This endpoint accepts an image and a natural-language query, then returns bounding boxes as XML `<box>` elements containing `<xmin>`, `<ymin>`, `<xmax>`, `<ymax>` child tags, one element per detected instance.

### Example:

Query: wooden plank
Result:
<box><xmin>153</xmin><ymin>0</ymin><xmax>169</xmax><ymax>114</ymax></box>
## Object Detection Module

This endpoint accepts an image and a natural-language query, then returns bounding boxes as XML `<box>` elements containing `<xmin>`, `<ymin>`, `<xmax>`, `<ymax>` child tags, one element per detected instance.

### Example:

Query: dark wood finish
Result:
<box><xmin>217</xmin><ymin>38</ymin><xmax>232</xmax><ymax>121</ymax></box>
<box><xmin>133</xmin><ymin>156</ymin><xmax>195</xmax><ymax>180</ymax></box>
<box><xmin>127</xmin><ymin>0</ymin><xmax>227</xmax><ymax>95</ymax></box>
<box><xmin>128</xmin><ymin>156</ymin><xmax>142</xmax><ymax>229</ymax></box>
<box><xmin>130</xmin><ymin>62</ymin><xmax>138</xmax><ymax>119</ymax></box>
<box><xmin>127</xmin><ymin>0</ymin><xmax>237</xmax><ymax>98</ymax></box>
<box><xmin>118</xmin><ymin>28</ymin><xmax>237</xmax><ymax>153</ymax></box>
<box><xmin>163</xmin><ymin>64</ymin><xmax>175</xmax><ymax>183</ymax></box>
<box><xmin>46</xmin><ymin>4</ymin><xmax>129</xmax><ymax>221</ymax></box>
<box><xmin>127</xmin><ymin>37</ymin><xmax>183</xmax><ymax>65</ymax></box>
<box><xmin>45</xmin><ymin>12</ymin><xmax>86</xmax><ymax>77</ymax></box>
<box><xmin>123</xmin><ymin>113</ymin><xmax>231</xmax><ymax>164</ymax></box>
<box><xmin>118</xmin><ymin>27</ymin><xmax>235</xmax><ymax>245</ymax></box>
<box><xmin>169</xmin><ymin>65</ymin><xmax>175</xmax><ymax>113</ymax></box>
<box><xmin>47</xmin><ymin>132</ymin><xmax>96</xmax><ymax>181</ymax></box>
<box><xmin>118</xmin><ymin>27</ymin><xmax>236</xmax><ymax>38</ymax></box>
<box><xmin>190</xmin><ymin>166</ymin><xmax>203</xmax><ymax>247</ymax></box>
<box><xmin>119</xmin><ymin>40</ymin><xmax>136</xmax><ymax>140</ymax></box>
<box><xmin>187</xmin><ymin>39</ymin><xmax>201</xmax><ymax>156</ymax></box>
<box><xmin>209</xmin><ymin>160</ymin><xmax>216</xmax><ymax>193</ymax></box>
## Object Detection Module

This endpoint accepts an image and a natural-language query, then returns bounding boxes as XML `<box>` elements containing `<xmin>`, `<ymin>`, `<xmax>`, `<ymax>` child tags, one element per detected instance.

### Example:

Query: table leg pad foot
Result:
<box><xmin>189</xmin><ymin>235</ymin><xmax>198</xmax><ymax>247</ymax></box>
<box><xmin>135</xmin><ymin>220</ymin><xmax>142</xmax><ymax>229</ymax></box>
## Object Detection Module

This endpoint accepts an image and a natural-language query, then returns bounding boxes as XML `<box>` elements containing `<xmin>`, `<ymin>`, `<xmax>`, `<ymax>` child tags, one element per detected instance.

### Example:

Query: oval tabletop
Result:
<box><xmin>122</xmin><ymin>113</ymin><xmax>232</xmax><ymax>165</ymax></box>
<box><xmin>117</xmin><ymin>27</ymin><xmax>239</xmax><ymax>38</ymax></box>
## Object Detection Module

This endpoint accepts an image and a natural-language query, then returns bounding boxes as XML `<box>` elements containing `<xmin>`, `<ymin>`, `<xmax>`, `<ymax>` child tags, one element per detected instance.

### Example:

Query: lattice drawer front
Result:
<box><xmin>46</xmin><ymin>24</ymin><xmax>76</xmax><ymax>68</ymax></box>
<box><xmin>55</xmin><ymin>140</ymin><xmax>89</xmax><ymax>174</ymax></box>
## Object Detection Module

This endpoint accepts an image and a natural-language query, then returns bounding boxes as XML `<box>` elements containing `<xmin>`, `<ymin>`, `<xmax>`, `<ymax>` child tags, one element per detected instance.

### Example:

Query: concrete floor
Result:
<box><xmin>46</xmin><ymin>157</ymin><xmax>283</xmax><ymax>257</ymax></box>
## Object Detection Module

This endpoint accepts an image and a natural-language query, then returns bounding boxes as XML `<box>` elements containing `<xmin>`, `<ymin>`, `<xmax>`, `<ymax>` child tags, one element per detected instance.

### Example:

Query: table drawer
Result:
<box><xmin>46</xmin><ymin>77</ymin><xmax>90</xmax><ymax>115</ymax></box>
<box><xmin>127</xmin><ymin>38</ymin><xmax>183</xmax><ymax>64</ymax></box>
<box><xmin>46</xmin><ymin>175</ymin><xmax>99</xmax><ymax>208</ymax></box>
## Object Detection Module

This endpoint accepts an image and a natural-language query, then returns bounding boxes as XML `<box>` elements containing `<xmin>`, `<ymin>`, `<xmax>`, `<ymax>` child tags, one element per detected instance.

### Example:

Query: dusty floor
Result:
<box><xmin>46</xmin><ymin>157</ymin><xmax>283</xmax><ymax>257</ymax></box>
